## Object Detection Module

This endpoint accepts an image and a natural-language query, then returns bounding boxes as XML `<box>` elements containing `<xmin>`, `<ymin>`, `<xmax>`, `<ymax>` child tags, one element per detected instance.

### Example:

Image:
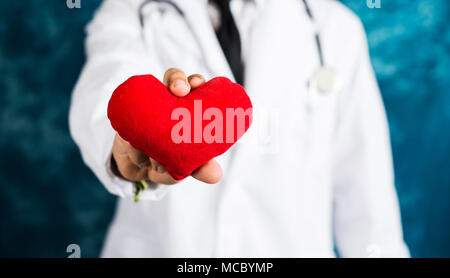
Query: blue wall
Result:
<box><xmin>0</xmin><ymin>0</ymin><xmax>448</xmax><ymax>257</ymax></box>
<box><xmin>340</xmin><ymin>0</ymin><xmax>450</xmax><ymax>257</ymax></box>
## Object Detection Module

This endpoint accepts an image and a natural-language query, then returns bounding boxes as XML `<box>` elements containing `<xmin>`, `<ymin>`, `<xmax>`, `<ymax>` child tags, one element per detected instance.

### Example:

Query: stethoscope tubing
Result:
<box><xmin>138</xmin><ymin>0</ymin><xmax>324</xmax><ymax>68</ymax></box>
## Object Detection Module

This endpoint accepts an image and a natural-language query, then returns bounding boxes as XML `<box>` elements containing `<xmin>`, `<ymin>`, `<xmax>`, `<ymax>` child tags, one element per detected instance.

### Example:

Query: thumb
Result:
<box><xmin>191</xmin><ymin>160</ymin><xmax>223</xmax><ymax>184</ymax></box>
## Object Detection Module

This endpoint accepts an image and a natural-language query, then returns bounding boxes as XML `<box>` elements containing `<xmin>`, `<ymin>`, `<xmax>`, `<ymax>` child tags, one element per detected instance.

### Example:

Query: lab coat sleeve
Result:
<box><xmin>69</xmin><ymin>0</ymin><xmax>170</xmax><ymax>200</ymax></box>
<box><xmin>331</xmin><ymin>22</ymin><xmax>410</xmax><ymax>257</ymax></box>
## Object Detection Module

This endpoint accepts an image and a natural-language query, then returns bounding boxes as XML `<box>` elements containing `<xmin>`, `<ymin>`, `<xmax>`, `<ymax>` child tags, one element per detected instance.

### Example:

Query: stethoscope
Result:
<box><xmin>138</xmin><ymin>0</ymin><xmax>338</xmax><ymax>94</ymax></box>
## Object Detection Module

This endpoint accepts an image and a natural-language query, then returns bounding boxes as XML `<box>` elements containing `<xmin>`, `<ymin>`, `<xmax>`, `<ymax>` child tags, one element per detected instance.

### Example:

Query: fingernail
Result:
<box><xmin>191</xmin><ymin>77</ymin><xmax>202</xmax><ymax>85</ymax></box>
<box><xmin>156</xmin><ymin>165</ymin><xmax>166</xmax><ymax>173</ymax></box>
<box><xmin>173</xmin><ymin>79</ymin><xmax>187</xmax><ymax>89</ymax></box>
<box><xmin>138</xmin><ymin>161</ymin><xmax>150</xmax><ymax>168</ymax></box>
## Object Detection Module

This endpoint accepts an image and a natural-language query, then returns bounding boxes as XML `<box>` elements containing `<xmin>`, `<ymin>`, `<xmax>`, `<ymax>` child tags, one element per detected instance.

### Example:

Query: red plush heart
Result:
<box><xmin>107</xmin><ymin>75</ymin><xmax>253</xmax><ymax>180</ymax></box>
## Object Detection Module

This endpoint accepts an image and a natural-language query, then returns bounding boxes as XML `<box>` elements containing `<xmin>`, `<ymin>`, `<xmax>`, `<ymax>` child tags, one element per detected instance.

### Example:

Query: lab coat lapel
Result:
<box><xmin>245</xmin><ymin>0</ymin><xmax>317</xmax><ymax>101</ymax></box>
<box><xmin>174</xmin><ymin>0</ymin><xmax>235</xmax><ymax>80</ymax></box>
<box><xmin>233</xmin><ymin>0</ymin><xmax>318</xmax><ymax>162</ymax></box>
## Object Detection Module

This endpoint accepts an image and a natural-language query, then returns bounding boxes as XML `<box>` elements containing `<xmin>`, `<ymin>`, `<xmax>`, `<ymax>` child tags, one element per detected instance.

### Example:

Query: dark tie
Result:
<box><xmin>210</xmin><ymin>0</ymin><xmax>244</xmax><ymax>85</ymax></box>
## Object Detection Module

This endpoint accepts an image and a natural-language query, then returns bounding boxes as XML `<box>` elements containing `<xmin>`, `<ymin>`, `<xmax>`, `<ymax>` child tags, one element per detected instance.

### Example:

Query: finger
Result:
<box><xmin>187</xmin><ymin>74</ymin><xmax>206</xmax><ymax>89</ymax></box>
<box><xmin>126</xmin><ymin>145</ymin><xmax>149</xmax><ymax>168</ymax></box>
<box><xmin>115</xmin><ymin>155</ymin><xmax>148</xmax><ymax>181</ymax></box>
<box><xmin>148</xmin><ymin>166</ymin><xmax>178</xmax><ymax>185</ymax></box>
<box><xmin>146</xmin><ymin>158</ymin><xmax>177</xmax><ymax>185</ymax></box>
<box><xmin>163</xmin><ymin>68</ymin><xmax>190</xmax><ymax>97</ymax></box>
<box><xmin>113</xmin><ymin>133</ymin><xmax>131</xmax><ymax>156</ymax></box>
<box><xmin>112</xmin><ymin>134</ymin><xmax>149</xmax><ymax>180</ymax></box>
<box><xmin>150</xmin><ymin>158</ymin><xmax>166</xmax><ymax>173</ymax></box>
<box><xmin>191</xmin><ymin>159</ymin><xmax>222</xmax><ymax>184</ymax></box>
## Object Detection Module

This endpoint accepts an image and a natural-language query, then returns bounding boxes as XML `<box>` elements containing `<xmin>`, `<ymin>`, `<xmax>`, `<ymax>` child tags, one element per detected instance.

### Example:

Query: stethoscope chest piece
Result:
<box><xmin>311</xmin><ymin>67</ymin><xmax>337</xmax><ymax>94</ymax></box>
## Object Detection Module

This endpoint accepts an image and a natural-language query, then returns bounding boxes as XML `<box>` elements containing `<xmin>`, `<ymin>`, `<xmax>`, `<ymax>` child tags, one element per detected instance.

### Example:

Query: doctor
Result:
<box><xmin>69</xmin><ymin>0</ymin><xmax>409</xmax><ymax>257</ymax></box>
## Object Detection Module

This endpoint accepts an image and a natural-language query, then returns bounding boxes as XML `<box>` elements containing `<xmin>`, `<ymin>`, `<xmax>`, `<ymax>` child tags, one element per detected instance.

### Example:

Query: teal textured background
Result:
<box><xmin>0</xmin><ymin>0</ymin><xmax>449</xmax><ymax>257</ymax></box>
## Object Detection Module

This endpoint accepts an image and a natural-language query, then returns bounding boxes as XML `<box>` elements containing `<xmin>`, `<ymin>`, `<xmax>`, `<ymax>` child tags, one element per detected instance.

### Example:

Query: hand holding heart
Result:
<box><xmin>111</xmin><ymin>68</ymin><xmax>223</xmax><ymax>185</ymax></box>
<box><xmin>110</xmin><ymin>68</ymin><xmax>252</xmax><ymax>185</ymax></box>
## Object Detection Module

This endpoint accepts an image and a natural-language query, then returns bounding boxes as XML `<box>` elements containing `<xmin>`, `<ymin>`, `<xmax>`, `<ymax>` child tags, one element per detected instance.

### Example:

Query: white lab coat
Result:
<box><xmin>69</xmin><ymin>0</ymin><xmax>410</xmax><ymax>257</ymax></box>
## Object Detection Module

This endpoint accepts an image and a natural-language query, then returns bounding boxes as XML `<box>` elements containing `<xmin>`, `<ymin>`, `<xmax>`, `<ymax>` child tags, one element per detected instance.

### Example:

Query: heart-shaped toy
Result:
<box><xmin>108</xmin><ymin>75</ymin><xmax>253</xmax><ymax>180</ymax></box>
